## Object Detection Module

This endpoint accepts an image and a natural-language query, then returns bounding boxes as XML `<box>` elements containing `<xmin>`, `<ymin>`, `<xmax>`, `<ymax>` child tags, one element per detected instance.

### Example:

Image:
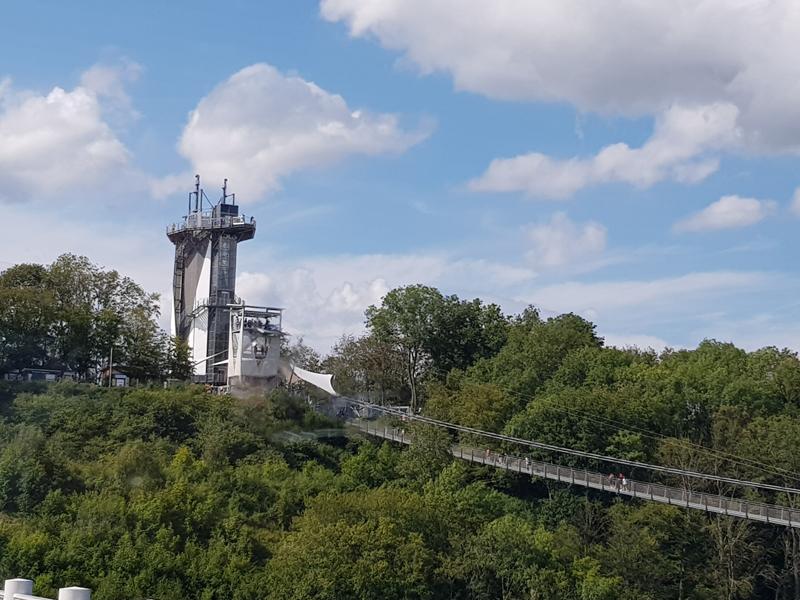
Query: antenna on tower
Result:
<box><xmin>194</xmin><ymin>174</ymin><xmax>200</xmax><ymax>212</ymax></box>
<box><xmin>221</xmin><ymin>178</ymin><xmax>235</xmax><ymax>205</ymax></box>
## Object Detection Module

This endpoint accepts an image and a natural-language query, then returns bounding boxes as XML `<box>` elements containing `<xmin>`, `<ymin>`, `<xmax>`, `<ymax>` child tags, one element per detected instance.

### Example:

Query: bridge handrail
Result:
<box><xmin>349</xmin><ymin>419</ymin><xmax>800</xmax><ymax>529</ymax></box>
<box><xmin>348</xmin><ymin>399</ymin><xmax>800</xmax><ymax>496</ymax></box>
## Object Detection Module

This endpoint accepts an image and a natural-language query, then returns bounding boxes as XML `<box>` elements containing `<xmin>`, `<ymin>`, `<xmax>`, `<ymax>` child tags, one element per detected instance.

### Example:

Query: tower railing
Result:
<box><xmin>167</xmin><ymin>214</ymin><xmax>255</xmax><ymax>234</ymax></box>
<box><xmin>189</xmin><ymin>295</ymin><xmax>244</xmax><ymax>314</ymax></box>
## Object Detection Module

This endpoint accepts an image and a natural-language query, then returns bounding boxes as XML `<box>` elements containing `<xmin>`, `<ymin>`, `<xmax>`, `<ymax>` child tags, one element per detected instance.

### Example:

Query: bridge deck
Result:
<box><xmin>349</xmin><ymin>420</ymin><xmax>800</xmax><ymax>529</ymax></box>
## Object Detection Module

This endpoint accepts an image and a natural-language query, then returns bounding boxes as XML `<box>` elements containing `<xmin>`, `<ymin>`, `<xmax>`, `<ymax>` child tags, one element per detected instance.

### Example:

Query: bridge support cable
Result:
<box><xmin>344</xmin><ymin>398</ymin><xmax>800</xmax><ymax>497</ymax></box>
<box><xmin>491</xmin><ymin>384</ymin><xmax>800</xmax><ymax>483</ymax></box>
<box><xmin>348</xmin><ymin>418</ymin><xmax>800</xmax><ymax>529</ymax></box>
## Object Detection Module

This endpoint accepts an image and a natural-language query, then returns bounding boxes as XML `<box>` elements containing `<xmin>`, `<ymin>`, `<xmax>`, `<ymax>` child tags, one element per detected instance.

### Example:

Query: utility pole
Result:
<box><xmin>108</xmin><ymin>346</ymin><xmax>113</xmax><ymax>388</ymax></box>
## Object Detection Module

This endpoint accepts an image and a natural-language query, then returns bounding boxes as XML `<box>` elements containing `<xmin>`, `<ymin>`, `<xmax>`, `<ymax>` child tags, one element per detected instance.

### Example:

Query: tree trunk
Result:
<box><xmin>709</xmin><ymin>515</ymin><xmax>755</xmax><ymax>600</ymax></box>
<box><xmin>407</xmin><ymin>347</ymin><xmax>417</xmax><ymax>413</ymax></box>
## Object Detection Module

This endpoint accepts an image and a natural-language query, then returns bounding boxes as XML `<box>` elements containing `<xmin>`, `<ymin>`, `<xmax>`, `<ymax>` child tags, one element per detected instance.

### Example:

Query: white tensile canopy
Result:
<box><xmin>290</xmin><ymin>364</ymin><xmax>338</xmax><ymax>396</ymax></box>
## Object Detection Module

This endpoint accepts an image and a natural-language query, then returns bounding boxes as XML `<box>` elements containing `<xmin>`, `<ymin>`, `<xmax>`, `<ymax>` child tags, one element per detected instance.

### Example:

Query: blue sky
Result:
<box><xmin>1</xmin><ymin>1</ymin><xmax>799</xmax><ymax>352</ymax></box>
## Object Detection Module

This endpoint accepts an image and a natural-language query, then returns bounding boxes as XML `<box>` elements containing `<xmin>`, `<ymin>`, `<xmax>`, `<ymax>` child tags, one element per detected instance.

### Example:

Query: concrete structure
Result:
<box><xmin>167</xmin><ymin>176</ymin><xmax>256</xmax><ymax>385</ymax></box>
<box><xmin>167</xmin><ymin>176</ymin><xmax>284</xmax><ymax>391</ymax></box>
<box><xmin>226</xmin><ymin>302</ymin><xmax>283</xmax><ymax>390</ymax></box>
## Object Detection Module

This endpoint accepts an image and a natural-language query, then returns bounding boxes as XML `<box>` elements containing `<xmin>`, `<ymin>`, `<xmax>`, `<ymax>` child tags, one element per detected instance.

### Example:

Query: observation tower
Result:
<box><xmin>166</xmin><ymin>175</ymin><xmax>256</xmax><ymax>384</ymax></box>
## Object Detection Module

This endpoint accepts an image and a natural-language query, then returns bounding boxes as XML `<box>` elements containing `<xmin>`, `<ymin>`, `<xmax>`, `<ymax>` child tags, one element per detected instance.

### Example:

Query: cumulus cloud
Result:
<box><xmin>0</xmin><ymin>65</ymin><xmax>135</xmax><ymax>202</ymax></box>
<box><xmin>525</xmin><ymin>212</ymin><xmax>606</xmax><ymax>268</ymax></box>
<box><xmin>674</xmin><ymin>195</ymin><xmax>777</xmax><ymax>232</ymax></box>
<box><xmin>238</xmin><ymin>256</ymin><xmax>785</xmax><ymax>353</ymax></box>
<box><xmin>470</xmin><ymin>103</ymin><xmax>739</xmax><ymax>198</ymax></box>
<box><xmin>79</xmin><ymin>59</ymin><xmax>142</xmax><ymax>120</ymax></box>
<box><xmin>237</xmin><ymin>253</ymin><xmax>535</xmax><ymax>350</ymax></box>
<box><xmin>155</xmin><ymin>63</ymin><xmax>429</xmax><ymax>202</ymax></box>
<box><xmin>0</xmin><ymin>203</ymin><xmax>173</xmax><ymax>322</ymax></box>
<box><xmin>322</xmin><ymin>0</ymin><xmax>800</xmax><ymax>152</ymax></box>
<box><xmin>603</xmin><ymin>333</ymin><xmax>671</xmax><ymax>352</ymax></box>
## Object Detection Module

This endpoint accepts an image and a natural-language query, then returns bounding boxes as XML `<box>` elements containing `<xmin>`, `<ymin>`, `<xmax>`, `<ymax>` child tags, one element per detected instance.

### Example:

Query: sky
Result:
<box><xmin>1</xmin><ymin>0</ymin><xmax>799</xmax><ymax>353</ymax></box>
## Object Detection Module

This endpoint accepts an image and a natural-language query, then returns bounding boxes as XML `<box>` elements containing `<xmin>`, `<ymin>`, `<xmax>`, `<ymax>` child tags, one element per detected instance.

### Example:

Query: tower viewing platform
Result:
<box><xmin>166</xmin><ymin>174</ymin><xmax>255</xmax><ymax>245</ymax></box>
<box><xmin>166</xmin><ymin>211</ymin><xmax>255</xmax><ymax>241</ymax></box>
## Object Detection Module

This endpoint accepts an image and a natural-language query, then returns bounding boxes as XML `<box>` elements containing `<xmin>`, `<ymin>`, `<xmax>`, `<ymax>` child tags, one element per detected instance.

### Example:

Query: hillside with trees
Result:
<box><xmin>2</xmin><ymin>267</ymin><xmax>800</xmax><ymax>599</ymax></box>
<box><xmin>0</xmin><ymin>255</ymin><xmax>190</xmax><ymax>382</ymax></box>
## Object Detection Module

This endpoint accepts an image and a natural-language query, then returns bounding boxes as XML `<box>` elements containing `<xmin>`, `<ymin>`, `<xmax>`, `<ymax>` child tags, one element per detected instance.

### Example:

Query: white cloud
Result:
<box><xmin>603</xmin><ymin>333</ymin><xmax>671</xmax><ymax>352</ymax></box>
<box><xmin>523</xmin><ymin>271</ymin><xmax>769</xmax><ymax>317</ymax></box>
<box><xmin>0</xmin><ymin>203</ymin><xmax>173</xmax><ymax>327</ymax></box>
<box><xmin>674</xmin><ymin>194</ymin><xmax>777</xmax><ymax>232</ymax></box>
<box><xmin>238</xmin><ymin>258</ymin><xmax>789</xmax><ymax>353</ymax></box>
<box><xmin>3</xmin><ymin>196</ymin><xmax>795</xmax><ymax>354</ymax></box>
<box><xmin>525</xmin><ymin>212</ymin><xmax>606</xmax><ymax>268</ymax></box>
<box><xmin>79</xmin><ymin>59</ymin><xmax>142</xmax><ymax>120</ymax></box>
<box><xmin>470</xmin><ymin>103</ymin><xmax>738</xmax><ymax>198</ymax></box>
<box><xmin>0</xmin><ymin>66</ymin><xmax>135</xmax><ymax>202</ymax></box>
<box><xmin>322</xmin><ymin>0</ymin><xmax>800</xmax><ymax>152</ymax></box>
<box><xmin>697</xmin><ymin>314</ymin><xmax>800</xmax><ymax>352</ymax></box>
<box><xmin>237</xmin><ymin>253</ymin><xmax>535</xmax><ymax>350</ymax></box>
<box><xmin>149</xmin><ymin>172</ymin><xmax>188</xmax><ymax>201</ymax></box>
<box><xmin>156</xmin><ymin>63</ymin><xmax>429</xmax><ymax>202</ymax></box>
<box><xmin>791</xmin><ymin>187</ymin><xmax>800</xmax><ymax>217</ymax></box>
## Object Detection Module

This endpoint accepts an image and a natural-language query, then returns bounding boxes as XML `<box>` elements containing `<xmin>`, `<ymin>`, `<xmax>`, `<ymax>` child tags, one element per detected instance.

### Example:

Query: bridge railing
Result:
<box><xmin>0</xmin><ymin>579</ymin><xmax>90</xmax><ymax>600</ymax></box>
<box><xmin>352</xmin><ymin>420</ymin><xmax>800</xmax><ymax>529</ymax></box>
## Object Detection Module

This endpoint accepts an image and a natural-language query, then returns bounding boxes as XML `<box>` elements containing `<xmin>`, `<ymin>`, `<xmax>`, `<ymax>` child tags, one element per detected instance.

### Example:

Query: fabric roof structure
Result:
<box><xmin>290</xmin><ymin>364</ymin><xmax>338</xmax><ymax>396</ymax></box>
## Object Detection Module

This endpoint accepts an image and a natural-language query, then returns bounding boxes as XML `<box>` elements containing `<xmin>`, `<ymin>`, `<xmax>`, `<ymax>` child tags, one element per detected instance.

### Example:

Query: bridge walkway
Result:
<box><xmin>348</xmin><ymin>420</ymin><xmax>800</xmax><ymax>529</ymax></box>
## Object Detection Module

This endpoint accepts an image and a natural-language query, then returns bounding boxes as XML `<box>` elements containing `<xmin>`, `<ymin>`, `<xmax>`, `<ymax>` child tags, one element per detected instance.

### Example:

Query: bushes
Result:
<box><xmin>0</xmin><ymin>333</ymin><xmax>799</xmax><ymax>600</ymax></box>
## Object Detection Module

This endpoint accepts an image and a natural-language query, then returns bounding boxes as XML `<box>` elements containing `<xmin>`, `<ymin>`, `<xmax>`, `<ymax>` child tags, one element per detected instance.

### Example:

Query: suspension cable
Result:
<box><xmin>454</xmin><ymin>377</ymin><xmax>800</xmax><ymax>482</ymax></box>
<box><xmin>499</xmin><ymin>390</ymin><xmax>800</xmax><ymax>481</ymax></box>
<box><xmin>346</xmin><ymin>398</ymin><xmax>800</xmax><ymax>496</ymax></box>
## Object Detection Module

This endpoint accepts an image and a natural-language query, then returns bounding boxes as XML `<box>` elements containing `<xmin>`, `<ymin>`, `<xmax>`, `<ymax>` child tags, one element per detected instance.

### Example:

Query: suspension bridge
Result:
<box><xmin>319</xmin><ymin>397</ymin><xmax>800</xmax><ymax>529</ymax></box>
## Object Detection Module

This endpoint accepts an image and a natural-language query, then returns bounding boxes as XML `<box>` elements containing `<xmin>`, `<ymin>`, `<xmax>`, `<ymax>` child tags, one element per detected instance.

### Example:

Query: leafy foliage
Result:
<box><xmin>0</xmin><ymin>255</ymin><xmax>170</xmax><ymax>382</ymax></box>
<box><xmin>1</xmin><ymin>279</ymin><xmax>800</xmax><ymax>599</ymax></box>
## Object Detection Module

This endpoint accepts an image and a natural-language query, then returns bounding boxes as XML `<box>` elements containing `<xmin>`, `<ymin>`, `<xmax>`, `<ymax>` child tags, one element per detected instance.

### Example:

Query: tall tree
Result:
<box><xmin>366</xmin><ymin>285</ymin><xmax>444</xmax><ymax>411</ymax></box>
<box><xmin>468</xmin><ymin>311</ymin><xmax>604</xmax><ymax>399</ymax></box>
<box><xmin>0</xmin><ymin>264</ymin><xmax>54</xmax><ymax>373</ymax></box>
<box><xmin>322</xmin><ymin>333</ymin><xmax>407</xmax><ymax>403</ymax></box>
<box><xmin>426</xmin><ymin>297</ymin><xmax>509</xmax><ymax>377</ymax></box>
<box><xmin>166</xmin><ymin>337</ymin><xmax>193</xmax><ymax>381</ymax></box>
<box><xmin>119</xmin><ymin>306</ymin><xmax>167</xmax><ymax>383</ymax></box>
<box><xmin>0</xmin><ymin>255</ymin><xmax>164</xmax><ymax>382</ymax></box>
<box><xmin>282</xmin><ymin>336</ymin><xmax>322</xmax><ymax>371</ymax></box>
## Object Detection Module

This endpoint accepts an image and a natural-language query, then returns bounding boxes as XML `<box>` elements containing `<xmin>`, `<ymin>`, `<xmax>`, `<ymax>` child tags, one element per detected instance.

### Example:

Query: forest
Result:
<box><xmin>2</xmin><ymin>264</ymin><xmax>800</xmax><ymax>598</ymax></box>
